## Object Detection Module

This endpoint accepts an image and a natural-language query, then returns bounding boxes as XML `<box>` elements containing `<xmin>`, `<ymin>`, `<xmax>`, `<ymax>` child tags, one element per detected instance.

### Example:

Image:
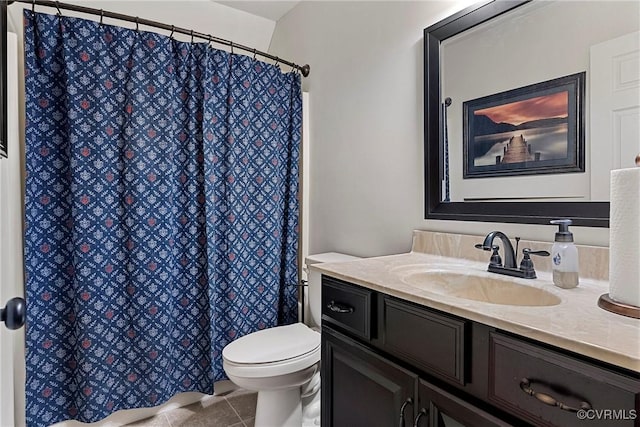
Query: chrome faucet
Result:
<box><xmin>475</xmin><ymin>231</ymin><xmax>549</xmax><ymax>279</ymax></box>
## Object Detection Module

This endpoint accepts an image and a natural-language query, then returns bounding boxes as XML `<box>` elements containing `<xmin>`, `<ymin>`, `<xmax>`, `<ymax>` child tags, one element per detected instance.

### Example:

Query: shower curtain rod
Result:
<box><xmin>8</xmin><ymin>0</ymin><xmax>311</xmax><ymax>77</ymax></box>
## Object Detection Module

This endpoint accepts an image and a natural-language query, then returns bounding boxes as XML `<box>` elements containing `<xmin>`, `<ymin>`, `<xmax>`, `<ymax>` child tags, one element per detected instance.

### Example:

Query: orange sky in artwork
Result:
<box><xmin>474</xmin><ymin>91</ymin><xmax>568</xmax><ymax>126</ymax></box>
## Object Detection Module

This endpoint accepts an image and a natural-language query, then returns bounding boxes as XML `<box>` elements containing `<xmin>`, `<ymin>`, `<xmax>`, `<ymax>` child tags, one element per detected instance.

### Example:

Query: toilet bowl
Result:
<box><xmin>222</xmin><ymin>252</ymin><xmax>360</xmax><ymax>427</ymax></box>
<box><xmin>223</xmin><ymin>323</ymin><xmax>320</xmax><ymax>427</ymax></box>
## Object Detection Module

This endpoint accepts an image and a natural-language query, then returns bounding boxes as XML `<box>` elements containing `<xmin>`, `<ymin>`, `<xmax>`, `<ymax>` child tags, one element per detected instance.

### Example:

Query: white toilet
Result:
<box><xmin>222</xmin><ymin>252</ymin><xmax>360</xmax><ymax>427</ymax></box>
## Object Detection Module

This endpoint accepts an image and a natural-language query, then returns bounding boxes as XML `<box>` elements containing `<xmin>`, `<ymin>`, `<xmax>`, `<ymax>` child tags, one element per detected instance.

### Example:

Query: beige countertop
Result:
<box><xmin>311</xmin><ymin>251</ymin><xmax>640</xmax><ymax>373</ymax></box>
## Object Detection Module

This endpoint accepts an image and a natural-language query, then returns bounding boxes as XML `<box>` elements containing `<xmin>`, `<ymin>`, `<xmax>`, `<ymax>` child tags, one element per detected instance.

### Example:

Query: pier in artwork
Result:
<box><xmin>496</xmin><ymin>135</ymin><xmax>540</xmax><ymax>164</ymax></box>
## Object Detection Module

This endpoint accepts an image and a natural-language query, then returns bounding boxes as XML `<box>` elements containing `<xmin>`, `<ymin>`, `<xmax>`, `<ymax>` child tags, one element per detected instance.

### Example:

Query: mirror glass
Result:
<box><xmin>441</xmin><ymin>1</ymin><xmax>639</xmax><ymax>203</ymax></box>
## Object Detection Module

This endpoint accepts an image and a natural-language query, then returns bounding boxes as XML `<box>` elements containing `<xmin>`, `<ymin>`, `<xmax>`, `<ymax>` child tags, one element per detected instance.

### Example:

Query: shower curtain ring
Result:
<box><xmin>99</xmin><ymin>9</ymin><xmax>104</xmax><ymax>26</ymax></box>
<box><xmin>253</xmin><ymin>48</ymin><xmax>257</xmax><ymax>60</ymax></box>
<box><xmin>190</xmin><ymin>30</ymin><xmax>194</xmax><ymax>44</ymax></box>
<box><xmin>31</xmin><ymin>0</ymin><xmax>35</xmax><ymax>12</ymax></box>
<box><xmin>169</xmin><ymin>25</ymin><xmax>175</xmax><ymax>38</ymax></box>
<box><xmin>230</xmin><ymin>42</ymin><xmax>234</xmax><ymax>55</ymax></box>
<box><xmin>275</xmin><ymin>57</ymin><xmax>280</xmax><ymax>68</ymax></box>
<box><xmin>135</xmin><ymin>17</ymin><xmax>139</xmax><ymax>32</ymax></box>
<box><xmin>55</xmin><ymin>1</ymin><xmax>62</xmax><ymax>16</ymax></box>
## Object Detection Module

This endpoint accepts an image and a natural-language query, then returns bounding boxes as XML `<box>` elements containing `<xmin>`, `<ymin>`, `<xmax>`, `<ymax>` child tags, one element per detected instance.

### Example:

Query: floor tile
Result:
<box><xmin>226</xmin><ymin>391</ymin><xmax>258</xmax><ymax>421</ymax></box>
<box><xmin>243</xmin><ymin>417</ymin><xmax>255</xmax><ymax>427</ymax></box>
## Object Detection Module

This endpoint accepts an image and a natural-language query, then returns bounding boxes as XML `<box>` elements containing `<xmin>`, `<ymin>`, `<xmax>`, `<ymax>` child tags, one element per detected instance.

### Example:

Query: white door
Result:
<box><xmin>590</xmin><ymin>31</ymin><xmax>640</xmax><ymax>200</ymax></box>
<box><xmin>0</xmin><ymin>32</ymin><xmax>25</xmax><ymax>427</ymax></box>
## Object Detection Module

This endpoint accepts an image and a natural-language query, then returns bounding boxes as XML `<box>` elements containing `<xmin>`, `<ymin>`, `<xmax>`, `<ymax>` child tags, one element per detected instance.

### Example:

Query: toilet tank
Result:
<box><xmin>305</xmin><ymin>252</ymin><xmax>361</xmax><ymax>327</ymax></box>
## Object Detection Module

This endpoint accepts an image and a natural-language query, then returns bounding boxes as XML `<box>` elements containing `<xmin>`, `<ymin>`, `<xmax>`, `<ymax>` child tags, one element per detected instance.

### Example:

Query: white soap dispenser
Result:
<box><xmin>550</xmin><ymin>219</ymin><xmax>579</xmax><ymax>289</ymax></box>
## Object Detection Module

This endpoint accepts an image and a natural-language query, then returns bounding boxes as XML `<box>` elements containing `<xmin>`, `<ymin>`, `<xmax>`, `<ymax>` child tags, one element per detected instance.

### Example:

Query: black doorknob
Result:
<box><xmin>1</xmin><ymin>297</ymin><xmax>26</xmax><ymax>330</ymax></box>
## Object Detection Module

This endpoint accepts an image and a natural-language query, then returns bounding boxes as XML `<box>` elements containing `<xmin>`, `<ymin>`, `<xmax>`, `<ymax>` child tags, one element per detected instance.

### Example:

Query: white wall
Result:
<box><xmin>7</xmin><ymin>0</ymin><xmax>275</xmax><ymax>51</ymax></box>
<box><xmin>269</xmin><ymin>1</ymin><xmax>611</xmax><ymax>258</ymax></box>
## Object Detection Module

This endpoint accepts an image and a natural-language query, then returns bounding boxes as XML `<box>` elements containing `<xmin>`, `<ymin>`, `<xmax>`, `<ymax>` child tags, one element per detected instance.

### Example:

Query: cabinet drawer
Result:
<box><xmin>381</xmin><ymin>296</ymin><xmax>467</xmax><ymax>385</ymax></box>
<box><xmin>489</xmin><ymin>332</ymin><xmax>640</xmax><ymax>427</ymax></box>
<box><xmin>322</xmin><ymin>276</ymin><xmax>373</xmax><ymax>340</ymax></box>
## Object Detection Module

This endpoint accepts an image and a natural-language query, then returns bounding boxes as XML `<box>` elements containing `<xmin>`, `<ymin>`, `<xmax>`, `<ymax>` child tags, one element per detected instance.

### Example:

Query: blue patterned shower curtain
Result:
<box><xmin>23</xmin><ymin>10</ymin><xmax>301</xmax><ymax>425</ymax></box>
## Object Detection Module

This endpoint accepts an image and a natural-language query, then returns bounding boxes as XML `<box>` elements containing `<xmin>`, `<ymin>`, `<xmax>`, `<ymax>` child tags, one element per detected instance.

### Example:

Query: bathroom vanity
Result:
<box><xmin>314</xmin><ymin>233</ymin><xmax>640</xmax><ymax>427</ymax></box>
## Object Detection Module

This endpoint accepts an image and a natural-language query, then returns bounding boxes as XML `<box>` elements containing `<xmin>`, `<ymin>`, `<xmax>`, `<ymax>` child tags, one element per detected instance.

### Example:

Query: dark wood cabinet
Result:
<box><xmin>322</xmin><ymin>327</ymin><xmax>417</xmax><ymax>427</ymax></box>
<box><xmin>322</xmin><ymin>326</ymin><xmax>507</xmax><ymax>427</ymax></box>
<box><xmin>380</xmin><ymin>296</ymin><xmax>468</xmax><ymax>385</ymax></box>
<box><xmin>321</xmin><ymin>275</ymin><xmax>640</xmax><ymax>427</ymax></box>
<box><xmin>416</xmin><ymin>380</ymin><xmax>510</xmax><ymax>427</ymax></box>
<box><xmin>322</xmin><ymin>276</ymin><xmax>374</xmax><ymax>340</ymax></box>
<box><xmin>488</xmin><ymin>332</ymin><xmax>640</xmax><ymax>427</ymax></box>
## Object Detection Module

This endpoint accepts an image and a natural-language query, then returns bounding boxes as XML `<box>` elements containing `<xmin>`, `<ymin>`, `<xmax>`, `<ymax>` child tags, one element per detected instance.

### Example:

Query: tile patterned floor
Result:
<box><xmin>125</xmin><ymin>389</ymin><xmax>257</xmax><ymax>427</ymax></box>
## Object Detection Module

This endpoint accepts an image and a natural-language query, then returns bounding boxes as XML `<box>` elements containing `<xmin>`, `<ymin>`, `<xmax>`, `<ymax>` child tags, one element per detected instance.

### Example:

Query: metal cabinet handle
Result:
<box><xmin>398</xmin><ymin>397</ymin><xmax>413</xmax><ymax>427</ymax></box>
<box><xmin>413</xmin><ymin>408</ymin><xmax>428</xmax><ymax>427</ymax></box>
<box><xmin>327</xmin><ymin>300</ymin><xmax>354</xmax><ymax>314</ymax></box>
<box><xmin>520</xmin><ymin>378</ymin><xmax>592</xmax><ymax>412</ymax></box>
<box><xmin>1</xmin><ymin>297</ymin><xmax>26</xmax><ymax>330</ymax></box>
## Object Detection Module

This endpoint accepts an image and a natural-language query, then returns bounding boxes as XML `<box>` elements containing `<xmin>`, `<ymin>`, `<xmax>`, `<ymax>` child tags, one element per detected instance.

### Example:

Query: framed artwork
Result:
<box><xmin>463</xmin><ymin>72</ymin><xmax>585</xmax><ymax>179</ymax></box>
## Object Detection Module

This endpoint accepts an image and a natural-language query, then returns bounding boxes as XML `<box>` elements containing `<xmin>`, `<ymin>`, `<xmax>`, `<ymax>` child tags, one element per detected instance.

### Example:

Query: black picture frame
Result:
<box><xmin>423</xmin><ymin>0</ymin><xmax>609</xmax><ymax>227</ymax></box>
<box><xmin>463</xmin><ymin>72</ymin><xmax>585</xmax><ymax>179</ymax></box>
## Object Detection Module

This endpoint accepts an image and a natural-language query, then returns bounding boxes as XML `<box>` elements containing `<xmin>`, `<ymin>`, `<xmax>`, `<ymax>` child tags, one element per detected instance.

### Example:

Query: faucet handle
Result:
<box><xmin>475</xmin><ymin>243</ymin><xmax>500</xmax><ymax>251</ymax></box>
<box><xmin>489</xmin><ymin>245</ymin><xmax>502</xmax><ymax>267</ymax></box>
<box><xmin>475</xmin><ymin>243</ymin><xmax>502</xmax><ymax>266</ymax></box>
<box><xmin>523</xmin><ymin>248</ymin><xmax>550</xmax><ymax>257</ymax></box>
<box><xmin>519</xmin><ymin>248</ymin><xmax>550</xmax><ymax>276</ymax></box>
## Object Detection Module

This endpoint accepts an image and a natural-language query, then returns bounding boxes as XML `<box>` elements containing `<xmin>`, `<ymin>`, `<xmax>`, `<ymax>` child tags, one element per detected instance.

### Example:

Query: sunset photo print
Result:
<box><xmin>462</xmin><ymin>72</ymin><xmax>585</xmax><ymax>179</ymax></box>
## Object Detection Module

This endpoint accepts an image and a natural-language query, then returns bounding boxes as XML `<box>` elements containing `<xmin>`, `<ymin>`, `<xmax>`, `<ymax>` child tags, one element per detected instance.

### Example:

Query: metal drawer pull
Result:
<box><xmin>519</xmin><ymin>378</ymin><xmax>592</xmax><ymax>412</ymax></box>
<box><xmin>398</xmin><ymin>397</ymin><xmax>412</xmax><ymax>427</ymax></box>
<box><xmin>413</xmin><ymin>408</ymin><xmax>428</xmax><ymax>427</ymax></box>
<box><xmin>327</xmin><ymin>300</ymin><xmax>354</xmax><ymax>314</ymax></box>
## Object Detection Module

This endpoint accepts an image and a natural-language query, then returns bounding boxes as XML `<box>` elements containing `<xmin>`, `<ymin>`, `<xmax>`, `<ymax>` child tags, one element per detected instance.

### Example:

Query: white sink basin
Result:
<box><xmin>399</xmin><ymin>269</ymin><xmax>561</xmax><ymax>307</ymax></box>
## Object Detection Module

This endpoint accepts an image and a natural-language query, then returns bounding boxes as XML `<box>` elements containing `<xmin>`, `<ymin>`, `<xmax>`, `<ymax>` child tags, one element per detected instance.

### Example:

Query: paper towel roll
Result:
<box><xmin>609</xmin><ymin>167</ymin><xmax>640</xmax><ymax>307</ymax></box>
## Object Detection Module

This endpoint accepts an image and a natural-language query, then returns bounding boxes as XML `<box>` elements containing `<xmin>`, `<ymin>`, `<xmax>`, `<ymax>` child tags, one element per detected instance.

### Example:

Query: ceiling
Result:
<box><xmin>215</xmin><ymin>1</ymin><xmax>301</xmax><ymax>21</ymax></box>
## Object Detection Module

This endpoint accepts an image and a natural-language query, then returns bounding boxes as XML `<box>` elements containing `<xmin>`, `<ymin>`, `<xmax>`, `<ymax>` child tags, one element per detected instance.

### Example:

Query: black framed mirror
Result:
<box><xmin>423</xmin><ymin>0</ymin><xmax>610</xmax><ymax>227</ymax></box>
<box><xmin>1</xmin><ymin>1</ymin><xmax>7</xmax><ymax>158</ymax></box>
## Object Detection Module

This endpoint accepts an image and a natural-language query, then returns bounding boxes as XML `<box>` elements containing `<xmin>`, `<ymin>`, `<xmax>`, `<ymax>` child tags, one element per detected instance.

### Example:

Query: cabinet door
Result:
<box><xmin>415</xmin><ymin>380</ymin><xmax>513</xmax><ymax>427</ymax></box>
<box><xmin>322</xmin><ymin>326</ymin><xmax>418</xmax><ymax>427</ymax></box>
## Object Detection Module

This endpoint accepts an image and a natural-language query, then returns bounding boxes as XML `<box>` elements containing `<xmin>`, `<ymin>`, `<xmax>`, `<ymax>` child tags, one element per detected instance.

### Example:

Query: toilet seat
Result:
<box><xmin>223</xmin><ymin>323</ymin><xmax>321</xmax><ymax>378</ymax></box>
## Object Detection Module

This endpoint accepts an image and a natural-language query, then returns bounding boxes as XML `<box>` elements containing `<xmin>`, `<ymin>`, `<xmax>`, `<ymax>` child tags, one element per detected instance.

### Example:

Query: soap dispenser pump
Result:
<box><xmin>550</xmin><ymin>219</ymin><xmax>579</xmax><ymax>288</ymax></box>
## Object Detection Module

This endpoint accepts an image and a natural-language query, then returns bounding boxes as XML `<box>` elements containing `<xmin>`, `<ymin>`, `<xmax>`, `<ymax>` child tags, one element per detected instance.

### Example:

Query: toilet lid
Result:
<box><xmin>222</xmin><ymin>323</ymin><xmax>320</xmax><ymax>364</ymax></box>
